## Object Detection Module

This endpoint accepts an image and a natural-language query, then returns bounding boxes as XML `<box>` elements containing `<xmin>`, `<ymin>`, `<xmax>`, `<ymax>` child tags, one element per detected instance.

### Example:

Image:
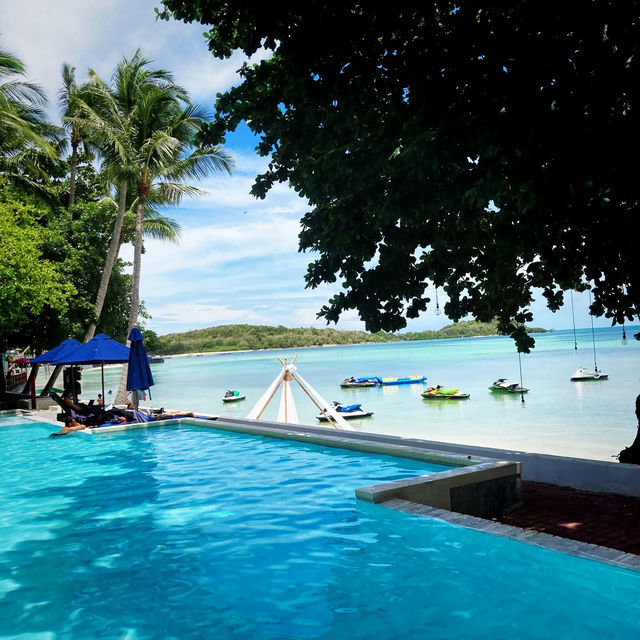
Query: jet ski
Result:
<box><xmin>222</xmin><ymin>389</ymin><xmax>246</xmax><ymax>402</ymax></box>
<box><xmin>340</xmin><ymin>376</ymin><xmax>380</xmax><ymax>387</ymax></box>
<box><xmin>489</xmin><ymin>378</ymin><xmax>529</xmax><ymax>393</ymax></box>
<box><xmin>422</xmin><ymin>385</ymin><xmax>470</xmax><ymax>399</ymax></box>
<box><xmin>317</xmin><ymin>401</ymin><xmax>374</xmax><ymax>421</ymax></box>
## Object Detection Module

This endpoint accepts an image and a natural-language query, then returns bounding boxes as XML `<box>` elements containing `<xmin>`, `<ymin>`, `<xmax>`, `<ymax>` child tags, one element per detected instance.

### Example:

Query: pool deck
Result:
<box><xmin>9</xmin><ymin>407</ymin><xmax>640</xmax><ymax>569</ymax></box>
<box><xmin>494</xmin><ymin>481</ymin><xmax>640</xmax><ymax>557</ymax></box>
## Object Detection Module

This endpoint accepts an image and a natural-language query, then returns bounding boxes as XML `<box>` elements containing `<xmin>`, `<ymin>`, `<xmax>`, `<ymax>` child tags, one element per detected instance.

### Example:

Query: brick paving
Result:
<box><xmin>494</xmin><ymin>481</ymin><xmax>640</xmax><ymax>556</ymax></box>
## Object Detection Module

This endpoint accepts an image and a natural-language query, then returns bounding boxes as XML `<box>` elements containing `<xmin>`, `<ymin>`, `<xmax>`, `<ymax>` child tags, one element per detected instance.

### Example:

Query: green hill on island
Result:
<box><xmin>147</xmin><ymin>321</ymin><xmax>547</xmax><ymax>355</ymax></box>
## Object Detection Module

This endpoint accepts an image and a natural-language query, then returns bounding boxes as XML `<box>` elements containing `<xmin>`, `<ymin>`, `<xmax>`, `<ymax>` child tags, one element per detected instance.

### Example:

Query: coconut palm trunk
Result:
<box><xmin>84</xmin><ymin>182</ymin><xmax>128</xmax><ymax>343</ymax></box>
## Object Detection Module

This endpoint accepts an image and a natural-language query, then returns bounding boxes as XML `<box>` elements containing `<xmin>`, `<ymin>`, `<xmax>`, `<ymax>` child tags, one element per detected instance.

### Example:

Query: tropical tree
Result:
<box><xmin>112</xmin><ymin>60</ymin><xmax>233</xmax><ymax>400</ymax></box>
<box><xmin>58</xmin><ymin>63</ymin><xmax>93</xmax><ymax>208</ymax></box>
<box><xmin>70</xmin><ymin>52</ymin><xmax>187</xmax><ymax>343</ymax></box>
<box><xmin>0</xmin><ymin>47</ymin><xmax>54</xmax><ymax>154</ymax></box>
<box><xmin>69</xmin><ymin>51</ymin><xmax>233</xmax><ymax>400</ymax></box>
<box><xmin>0</xmin><ymin>45</ymin><xmax>60</xmax><ymax>192</ymax></box>
<box><xmin>123</xmin><ymin>87</ymin><xmax>233</xmax><ymax>339</ymax></box>
<box><xmin>160</xmin><ymin>0</ymin><xmax>640</xmax><ymax>352</ymax></box>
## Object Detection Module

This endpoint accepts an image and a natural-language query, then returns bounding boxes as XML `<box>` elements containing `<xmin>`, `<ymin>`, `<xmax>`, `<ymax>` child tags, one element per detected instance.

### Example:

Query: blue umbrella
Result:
<box><xmin>52</xmin><ymin>333</ymin><xmax>130</xmax><ymax>402</ymax></box>
<box><xmin>126</xmin><ymin>327</ymin><xmax>154</xmax><ymax>408</ymax></box>
<box><xmin>30</xmin><ymin>338</ymin><xmax>82</xmax><ymax>364</ymax></box>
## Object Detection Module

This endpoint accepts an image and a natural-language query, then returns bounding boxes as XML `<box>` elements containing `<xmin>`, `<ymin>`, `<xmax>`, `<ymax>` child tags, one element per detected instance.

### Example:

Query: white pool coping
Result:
<box><xmin>5</xmin><ymin>408</ymin><xmax>640</xmax><ymax>572</ymax></box>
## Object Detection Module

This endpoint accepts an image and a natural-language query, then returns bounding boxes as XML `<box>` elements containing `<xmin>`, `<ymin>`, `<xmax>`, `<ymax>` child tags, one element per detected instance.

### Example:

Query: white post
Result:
<box><xmin>246</xmin><ymin>368</ymin><xmax>285</xmax><ymax>420</ymax></box>
<box><xmin>292</xmin><ymin>371</ymin><xmax>353</xmax><ymax>430</ymax></box>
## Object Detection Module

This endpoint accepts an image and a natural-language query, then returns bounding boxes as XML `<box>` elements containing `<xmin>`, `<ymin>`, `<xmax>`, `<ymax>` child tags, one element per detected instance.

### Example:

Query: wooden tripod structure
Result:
<box><xmin>246</xmin><ymin>357</ymin><xmax>353</xmax><ymax>430</ymax></box>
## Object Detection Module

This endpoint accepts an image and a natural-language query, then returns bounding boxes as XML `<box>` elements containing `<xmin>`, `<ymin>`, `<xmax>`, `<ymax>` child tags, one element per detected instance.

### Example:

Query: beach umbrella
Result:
<box><xmin>30</xmin><ymin>338</ymin><xmax>82</xmax><ymax>364</ymax></box>
<box><xmin>52</xmin><ymin>333</ymin><xmax>130</xmax><ymax>402</ymax></box>
<box><xmin>29</xmin><ymin>339</ymin><xmax>83</xmax><ymax>397</ymax></box>
<box><xmin>126</xmin><ymin>327</ymin><xmax>154</xmax><ymax>409</ymax></box>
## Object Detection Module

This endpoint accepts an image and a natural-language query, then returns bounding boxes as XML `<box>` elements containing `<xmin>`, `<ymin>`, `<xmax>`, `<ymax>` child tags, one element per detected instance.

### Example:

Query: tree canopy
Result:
<box><xmin>160</xmin><ymin>0</ymin><xmax>640</xmax><ymax>350</ymax></box>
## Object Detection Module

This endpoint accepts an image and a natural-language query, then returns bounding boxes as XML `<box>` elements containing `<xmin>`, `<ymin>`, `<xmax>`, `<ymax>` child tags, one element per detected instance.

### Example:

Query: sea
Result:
<box><xmin>75</xmin><ymin>325</ymin><xmax>640</xmax><ymax>462</ymax></box>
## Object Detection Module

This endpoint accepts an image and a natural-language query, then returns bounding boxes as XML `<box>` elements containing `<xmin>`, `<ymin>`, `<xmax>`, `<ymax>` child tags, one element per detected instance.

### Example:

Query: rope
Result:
<box><xmin>293</xmin><ymin>374</ymin><xmax>339</xmax><ymax>429</ymax></box>
<box><xmin>518</xmin><ymin>350</ymin><xmax>525</xmax><ymax>405</ymax></box>
<box><xmin>570</xmin><ymin>290</ymin><xmax>578</xmax><ymax>350</ymax></box>
<box><xmin>588</xmin><ymin>290</ymin><xmax>598</xmax><ymax>372</ymax></box>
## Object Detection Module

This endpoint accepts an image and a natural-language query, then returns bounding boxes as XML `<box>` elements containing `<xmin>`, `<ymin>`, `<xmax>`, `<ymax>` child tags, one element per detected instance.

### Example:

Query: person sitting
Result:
<box><xmin>60</xmin><ymin>389</ymin><xmax>131</xmax><ymax>425</ymax></box>
<box><xmin>97</xmin><ymin>393</ymin><xmax>104</xmax><ymax>406</ymax></box>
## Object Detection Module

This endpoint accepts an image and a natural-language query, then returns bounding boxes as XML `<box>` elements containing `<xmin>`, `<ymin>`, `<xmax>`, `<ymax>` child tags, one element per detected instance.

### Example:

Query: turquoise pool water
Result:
<box><xmin>0</xmin><ymin>417</ymin><xmax>638</xmax><ymax>639</ymax></box>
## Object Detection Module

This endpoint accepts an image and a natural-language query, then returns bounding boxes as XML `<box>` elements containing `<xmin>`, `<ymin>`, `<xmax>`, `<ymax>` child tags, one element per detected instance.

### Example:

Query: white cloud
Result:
<box><xmin>0</xmin><ymin>0</ymin><xmax>268</xmax><ymax>118</ymax></box>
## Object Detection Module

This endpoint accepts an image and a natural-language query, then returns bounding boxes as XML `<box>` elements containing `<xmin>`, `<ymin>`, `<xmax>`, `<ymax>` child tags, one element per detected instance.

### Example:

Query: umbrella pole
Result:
<box><xmin>101</xmin><ymin>364</ymin><xmax>105</xmax><ymax>407</ymax></box>
<box><xmin>72</xmin><ymin>365</ymin><xmax>78</xmax><ymax>404</ymax></box>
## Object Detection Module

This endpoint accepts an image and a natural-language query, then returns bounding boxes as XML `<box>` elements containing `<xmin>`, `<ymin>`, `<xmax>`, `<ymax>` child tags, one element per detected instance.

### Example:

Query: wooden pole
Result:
<box><xmin>22</xmin><ymin>364</ymin><xmax>39</xmax><ymax>394</ymax></box>
<box><xmin>30</xmin><ymin>375</ymin><xmax>37</xmax><ymax>409</ymax></box>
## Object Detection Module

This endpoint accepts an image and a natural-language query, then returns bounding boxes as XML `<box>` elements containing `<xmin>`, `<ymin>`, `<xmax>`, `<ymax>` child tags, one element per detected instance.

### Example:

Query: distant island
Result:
<box><xmin>145</xmin><ymin>320</ymin><xmax>548</xmax><ymax>355</ymax></box>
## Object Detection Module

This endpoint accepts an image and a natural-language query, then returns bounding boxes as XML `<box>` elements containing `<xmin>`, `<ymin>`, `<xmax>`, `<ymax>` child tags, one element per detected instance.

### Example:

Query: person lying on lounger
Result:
<box><xmin>125</xmin><ymin>403</ymin><xmax>195</xmax><ymax>418</ymax></box>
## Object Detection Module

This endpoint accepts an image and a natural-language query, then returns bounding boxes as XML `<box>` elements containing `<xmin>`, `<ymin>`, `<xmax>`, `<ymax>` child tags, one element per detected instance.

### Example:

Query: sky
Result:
<box><xmin>1</xmin><ymin>0</ymin><xmax>617</xmax><ymax>336</ymax></box>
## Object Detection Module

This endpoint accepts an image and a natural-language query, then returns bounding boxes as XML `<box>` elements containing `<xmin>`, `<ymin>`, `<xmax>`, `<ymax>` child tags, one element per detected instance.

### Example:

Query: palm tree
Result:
<box><xmin>58</xmin><ymin>63</ymin><xmax>90</xmax><ymax>207</ymax></box>
<box><xmin>71</xmin><ymin>51</ymin><xmax>233</xmax><ymax>402</ymax></box>
<box><xmin>100</xmin><ymin>191</ymin><xmax>183</xmax><ymax>248</ymax></box>
<box><xmin>71</xmin><ymin>52</ymin><xmax>187</xmax><ymax>343</ymax></box>
<box><xmin>0</xmin><ymin>46</ymin><xmax>59</xmax><ymax>184</ymax></box>
<box><xmin>126</xmin><ymin>92</ymin><xmax>234</xmax><ymax>334</ymax></box>
<box><xmin>113</xmin><ymin>70</ymin><xmax>233</xmax><ymax>401</ymax></box>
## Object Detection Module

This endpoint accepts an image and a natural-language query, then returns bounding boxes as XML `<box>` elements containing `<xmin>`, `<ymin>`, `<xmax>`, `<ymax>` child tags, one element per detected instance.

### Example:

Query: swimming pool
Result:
<box><xmin>0</xmin><ymin>416</ymin><xmax>638</xmax><ymax>639</ymax></box>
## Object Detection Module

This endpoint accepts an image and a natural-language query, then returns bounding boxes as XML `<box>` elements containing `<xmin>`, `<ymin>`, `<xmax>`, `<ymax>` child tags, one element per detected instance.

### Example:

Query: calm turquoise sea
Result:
<box><xmin>77</xmin><ymin>326</ymin><xmax>640</xmax><ymax>462</ymax></box>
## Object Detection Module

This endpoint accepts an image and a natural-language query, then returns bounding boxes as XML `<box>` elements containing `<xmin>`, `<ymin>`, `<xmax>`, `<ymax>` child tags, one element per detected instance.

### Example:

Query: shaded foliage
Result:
<box><xmin>0</xmin><ymin>179</ymin><xmax>131</xmax><ymax>352</ymax></box>
<box><xmin>160</xmin><ymin>0</ymin><xmax>640</xmax><ymax>351</ymax></box>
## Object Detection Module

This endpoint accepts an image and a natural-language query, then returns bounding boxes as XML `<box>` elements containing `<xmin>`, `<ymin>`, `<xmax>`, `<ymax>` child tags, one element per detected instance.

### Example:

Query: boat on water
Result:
<box><xmin>570</xmin><ymin>367</ymin><xmax>609</xmax><ymax>381</ymax></box>
<box><xmin>379</xmin><ymin>375</ymin><xmax>427</xmax><ymax>386</ymax></box>
<box><xmin>148</xmin><ymin>356</ymin><xmax>164</xmax><ymax>364</ymax></box>
<box><xmin>422</xmin><ymin>385</ymin><xmax>470</xmax><ymax>400</ymax></box>
<box><xmin>340</xmin><ymin>376</ymin><xmax>380</xmax><ymax>388</ymax></box>
<box><xmin>569</xmin><ymin>290</ymin><xmax>609</xmax><ymax>382</ymax></box>
<box><xmin>317</xmin><ymin>401</ymin><xmax>373</xmax><ymax>421</ymax></box>
<box><xmin>489</xmin><ymin>378</ymin><xmax>529</xmax><ymax>393</ymax></box>
<box><xmin>223</xmin><ymin>389</ymin><xmax>246</xmax><ymax>402</ymax></box>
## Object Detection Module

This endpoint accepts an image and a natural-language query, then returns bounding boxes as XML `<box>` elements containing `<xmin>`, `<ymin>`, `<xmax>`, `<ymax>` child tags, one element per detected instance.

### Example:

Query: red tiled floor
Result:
<box><xmin>494</xmin><ymin>481</ymin><xmax>640</xmax><ymax>556</ymax></box>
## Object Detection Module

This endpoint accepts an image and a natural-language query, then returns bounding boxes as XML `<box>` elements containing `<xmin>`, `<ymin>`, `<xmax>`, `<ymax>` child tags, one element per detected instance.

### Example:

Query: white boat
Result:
<box><xmin>570</xmin><ymin>367</ymin><xmax>608</xmax><ymax>381</ymax></box>
<box><xmin>569</xmin><ymin>290</ymin><xmax>609</xmax><ymax>382</ymax></box>
<box><xmin>489</xmin><ymin>378</ymin><xmax>529</xmax><ymax>393</ymax></box>
<box><xmin>317</xmin><ymin>401</ymin><xmax>373</xmax><ymax>421</ymax></box>
<box><xmin>222</xmin><ymin>389</ymin><xmax>246</xmax><ymax>402</ymax></box>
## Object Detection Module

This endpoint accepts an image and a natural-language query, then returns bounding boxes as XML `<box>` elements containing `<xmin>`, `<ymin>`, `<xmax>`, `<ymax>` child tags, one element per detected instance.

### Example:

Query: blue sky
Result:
<box><xmin>1</xmin><ymin>0</ymin><xmax>616</xmax><ymax>335</ymax></box>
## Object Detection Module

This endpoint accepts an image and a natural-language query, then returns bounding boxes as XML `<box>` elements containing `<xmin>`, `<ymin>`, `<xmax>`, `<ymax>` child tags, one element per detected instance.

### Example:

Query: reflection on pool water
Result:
<box><xmin>0</xmin><ymin>416</ymin><xmax>638</xmax><ymax>639</ymax></box>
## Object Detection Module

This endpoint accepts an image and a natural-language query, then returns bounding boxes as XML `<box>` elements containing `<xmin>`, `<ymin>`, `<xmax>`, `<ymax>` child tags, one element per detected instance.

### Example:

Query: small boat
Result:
<box><xmin>569</xmin><ymin>290</ymin><xmax>609</xmax><ymax>382</ymax></box>
<box><xmin>317</xmin><ymin>401</ymin><xmax>373</xmax><ymax>421</ymax></box>
<box><xmin>223</xmin><ymin>389</ymin><xmax>246</xmax><ymax>402</ymax></box>
<box><xmin>489</xmin><ymin>378</ymin><xmax>529</xmax><ymax>393</ymax></box>
<box><xmin>422</xmin><ymin>385</ymin><xmax>470</xmax><ymax>400</ymax></box>
<box><xmin>148</xmin><ymin>356</ymin><xmax>164</xmax><ymax>364</ymax></box>
<box><xmin>340</xmin><ymin>376</ymin><xmax>381</xmax><ymax>388</ymax></box>
<box><xmin>379</xmin><ymin>375</ymin><xmax>427</xmax><ymax>386</ymax></box>
<box><xmin>570</xmin><ymin>367</ymin><xmax>609</xmax><ymax>381</ymax></box>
